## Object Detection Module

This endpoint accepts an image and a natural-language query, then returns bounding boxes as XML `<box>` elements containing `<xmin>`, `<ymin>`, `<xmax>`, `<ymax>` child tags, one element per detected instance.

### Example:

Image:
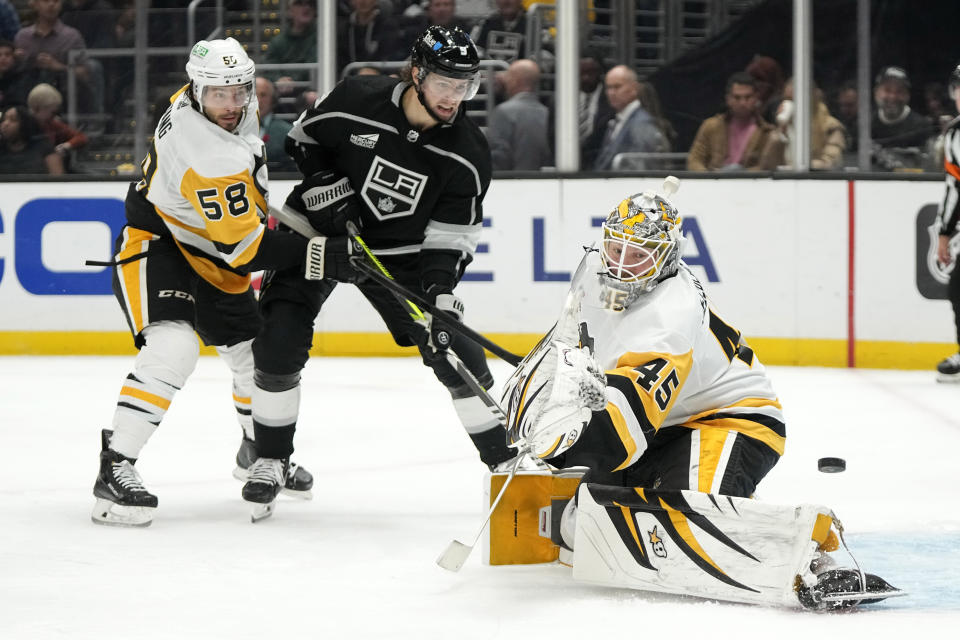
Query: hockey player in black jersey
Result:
<box><xmin>935</xmin><ymin>62</ymin><xmax>960</xmax><ymax>382</ymax></box>
<box><xmin>242</xmin><ymin>26</ymin><xmax>516</xmax><ymax>512</ymax></box>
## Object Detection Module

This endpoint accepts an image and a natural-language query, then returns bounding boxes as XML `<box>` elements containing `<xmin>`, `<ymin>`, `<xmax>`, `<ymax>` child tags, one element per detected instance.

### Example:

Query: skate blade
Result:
<box><xmin>281</xmin><ymin>487</ymin><xmax>313</xmax><ymax>500</ymax></box>
<box><xmin>250</xmin><ymin>501</ymin><xmax>275</xmax><ymax>523</ymax></box>
<box><xmin>436</xmin><ymin>540</ymin><xmax>472</xmax><ymax>572</ymax></box>
<box><xmin>936</xmin><ymin>373</ymin><xmax>960</xmax><ymax>383</ymax></box>
<box><xmin>234</xmin><ymin>468</ymin><xmax>313</xmax><ymax>501</ymax></box>
<box><xmin>91</xmin><ymin>498</ymin><xmax>154</xmax><ymax>527</ymax></box>
<box><xmin>820</xmin><ymin>587</ymin><xmax>907</xmax><ymax>603</ymax></box>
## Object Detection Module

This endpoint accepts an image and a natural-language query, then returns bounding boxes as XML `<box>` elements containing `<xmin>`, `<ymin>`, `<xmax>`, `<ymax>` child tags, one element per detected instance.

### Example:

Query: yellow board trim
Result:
<box><xmin>1</xmin><ymin>333</ymin><xmax>958</xmax><ymax>368</ymax></box>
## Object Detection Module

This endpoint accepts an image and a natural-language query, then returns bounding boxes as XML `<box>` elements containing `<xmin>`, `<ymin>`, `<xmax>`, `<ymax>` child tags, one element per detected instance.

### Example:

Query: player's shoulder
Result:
<box><xmin>323</xmin><ymin>75</ymin><xmax>402</xmax><ymax>110</ymax></box>
<box><xmin>161</xmin><ymin>101</ymin><xmax>255</xmax><ymax>178</ymax></box>
<box><xmin>630</xmin><ymin>269</ymin><xmax>706</xmax><ymax>334</ymax></box>
<box><xmin>945</xmin><ymin>115</ymin><xmax>960</xmax><ymax>135</ymax></box>
<box><xmin>430</xmin><ymin>114</ymin><xmax>492</xmax><ymax>175</ymax></box>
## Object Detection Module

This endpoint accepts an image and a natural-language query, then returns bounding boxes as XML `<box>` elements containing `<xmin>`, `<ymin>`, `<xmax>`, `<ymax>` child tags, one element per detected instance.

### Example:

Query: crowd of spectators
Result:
<box><xmin>0</xmin><ymin>0</ymin><xmax>955</xmax><ymax>176</ymax></box>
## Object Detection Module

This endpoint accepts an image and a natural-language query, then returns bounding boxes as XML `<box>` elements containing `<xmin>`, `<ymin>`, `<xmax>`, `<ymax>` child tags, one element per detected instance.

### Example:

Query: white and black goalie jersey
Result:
<box><xmin>286</xmin><ymin>75</ymin><xmax>492</xmax><ymax>282</ymax></box>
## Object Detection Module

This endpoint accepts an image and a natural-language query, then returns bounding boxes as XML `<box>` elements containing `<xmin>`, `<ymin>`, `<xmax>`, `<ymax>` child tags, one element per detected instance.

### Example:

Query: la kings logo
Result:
<box><xmin>361</xmin><ymin>156</ymin><xmax>427</xmax><ymax>220</ymax></box>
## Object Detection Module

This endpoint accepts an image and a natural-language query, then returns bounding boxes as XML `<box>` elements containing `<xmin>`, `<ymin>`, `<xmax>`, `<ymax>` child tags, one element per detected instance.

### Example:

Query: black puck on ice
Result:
<box><xmin>817</xmin><ymin>457</ymin><xmax>846</xmax><ymax>473</ymax></box>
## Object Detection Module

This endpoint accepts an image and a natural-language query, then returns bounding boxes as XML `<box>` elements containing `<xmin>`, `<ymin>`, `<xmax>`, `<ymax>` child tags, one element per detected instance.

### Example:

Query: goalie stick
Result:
<box><xmin>267</xmin><ymin>204</ymin><xmax>523</xmax><ymax>366</ymax></box>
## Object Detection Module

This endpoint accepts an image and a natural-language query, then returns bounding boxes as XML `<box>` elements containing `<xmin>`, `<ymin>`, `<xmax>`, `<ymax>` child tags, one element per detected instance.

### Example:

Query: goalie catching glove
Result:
<box><xmin>305</xmin><ymin>236</ymin><xmax>363</xmax><ymax>283</ymax></box>
<box><xmin>503</xmin><ymin>341</ymin><xmax>608</xmax><ymax>459</ymax></box>
<box><xmin>423</xmin><ymin>285</ymin><xmax>464</xmax><ymax>351</ymax></box>
<box><xmin>286</xmin><ymin>170</ymin><xmax>362</xmax><ymax>237</ymax></box>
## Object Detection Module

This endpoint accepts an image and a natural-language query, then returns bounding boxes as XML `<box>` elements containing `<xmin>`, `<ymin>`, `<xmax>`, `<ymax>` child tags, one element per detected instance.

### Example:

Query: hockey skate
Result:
<box><xmin>242</xmin><ymin>457</ymin><xmax>288</xmax><ymax>522</ymax></box>
<box><xmin>91</xmin><ymin>429</ymin><xmax>158</xmax><ymax>527</ymax></box>
<box><xmin>796</xmin><ymin>568</ymin><xmax>904</xmax><ymax>610</ymax></box>
<box><xmin>936</xmin><ymin>353</ymin><xmax>960</xmax><ymax>382</ymax></box>
<box><xmin>232</xmin><ymin>435</ymin><xmax>314</xmax><ymax>500</ymax></box>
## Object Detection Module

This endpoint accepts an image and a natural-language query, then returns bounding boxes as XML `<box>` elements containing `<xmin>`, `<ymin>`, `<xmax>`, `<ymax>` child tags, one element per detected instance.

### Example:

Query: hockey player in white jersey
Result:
<box><xmin>90</xmin><ymin>38</ymin><xmax>332</xmax><ymax>527</ymax></box>
<box><xmin>498</xmin><ymin>181</ymin><xmax>901</xmax><ymax>609</ymax></box>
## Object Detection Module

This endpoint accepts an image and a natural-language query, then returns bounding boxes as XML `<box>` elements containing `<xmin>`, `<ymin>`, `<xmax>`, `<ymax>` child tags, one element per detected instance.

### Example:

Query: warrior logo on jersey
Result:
<box><xmin>361</xmin><ymin>156</ymin><xmax>428</xmax><ymax>220</ymax></box>
<box><xmin>648</xmin><ymin>525</ymin><xmax>668</xmax><ymax>558</ymax></box>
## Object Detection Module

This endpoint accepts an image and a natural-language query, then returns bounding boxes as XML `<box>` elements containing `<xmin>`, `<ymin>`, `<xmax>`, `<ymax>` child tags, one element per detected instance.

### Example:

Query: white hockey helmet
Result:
<box><xmin>599</xmin><ymin>186</ymin><xmax>683</xmax><ymax>308</ymax></box>
<box><xmin>185</xmin><ymin>37</ymin><xmax>256</xmax><ymax>114</ymax></box>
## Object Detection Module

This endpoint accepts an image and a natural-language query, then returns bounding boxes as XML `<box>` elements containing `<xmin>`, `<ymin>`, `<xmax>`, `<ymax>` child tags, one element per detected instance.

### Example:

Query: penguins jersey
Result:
<box><xmin>937</xmin><ymin>115</ymin><xmax>960</xmax><ymax>237</ymax></box>
<box><xmin>127</xmin><ymin>85</ymin><xmax>271</xmax><ymax>293</ymax></box>
<box><xmin>575</xmin><ymin>252</ymin><xmax>785</xmax><ymax>474</ymax></box>
<box><xmin>286</xmin><ymin>75</ymin><xmax>491</xmax><ymax>282</ymax></box>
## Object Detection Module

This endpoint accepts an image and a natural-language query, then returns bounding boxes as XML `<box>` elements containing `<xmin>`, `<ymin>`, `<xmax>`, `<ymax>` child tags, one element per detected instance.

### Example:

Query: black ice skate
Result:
<box><xmin>796</xmin><ymin>568</ymin><xmax>905</xmax><ymax>610</ymax></box>
<box><xmin>242</xmin><ymin>457</ymin><xmax>288</xmax><ymax>522</ymax></box>
<box><xmin>91</xmin><ymin>429</ymin><xmax>158</xmax><ymax>527</ymax></box>
<box><xmin>232</xmin><ymin>435</ymin><xmax>314</xmax><ymax>500</ymax></box>
<box><xmin>936</xmin><ymin>353</ymin><xmax>960</xmax><ymax>383</ymax></box>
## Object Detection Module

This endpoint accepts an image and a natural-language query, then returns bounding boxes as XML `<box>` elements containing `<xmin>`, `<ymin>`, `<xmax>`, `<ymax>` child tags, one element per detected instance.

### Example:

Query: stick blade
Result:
<box><xmin>436</xmin><ymin>539</ymin><xmax>473</xmax><ymax>572</ymax></box>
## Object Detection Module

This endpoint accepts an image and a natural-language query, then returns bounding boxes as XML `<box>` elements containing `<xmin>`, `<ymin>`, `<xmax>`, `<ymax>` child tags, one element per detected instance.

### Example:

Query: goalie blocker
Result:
<box><xmin>482</xmin><ymin>472</ymin><xmax>902</xmax><ymax>609</ymax></box>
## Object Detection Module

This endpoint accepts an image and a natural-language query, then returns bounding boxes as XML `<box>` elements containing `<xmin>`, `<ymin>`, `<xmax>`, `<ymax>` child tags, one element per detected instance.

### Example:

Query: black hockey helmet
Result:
<box><xmin>410</xmin><ymin>25</ymin><xmax>480</xmax><ymax>80</ymax></box>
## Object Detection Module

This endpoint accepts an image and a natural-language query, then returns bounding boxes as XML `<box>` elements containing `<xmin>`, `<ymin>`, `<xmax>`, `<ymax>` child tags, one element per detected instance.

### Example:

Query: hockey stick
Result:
<box><xmin>436</xmin><ymin>444</ymin><xmax>529</xmax><ymax>572</ymax></box>
<box><xmin>347</xmin><ymin>259</ymin><xmax>523</xmax><ymax>367</ymax></box>
<box><xmin>268</xmin><ymin>203</ymin><xmax>521</xmax><ymax>365</ymax></box>
<box><xmin>267</xmin><ymin>204</ymin><xmax>425</xmax><ymax>321</ymax></box>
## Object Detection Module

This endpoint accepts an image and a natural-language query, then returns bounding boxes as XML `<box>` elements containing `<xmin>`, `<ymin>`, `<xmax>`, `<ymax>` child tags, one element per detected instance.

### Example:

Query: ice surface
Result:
<box><xmin>1</xmin><ymin>356</ymin><xmax>957</xmax><ymax>638</ymax></box>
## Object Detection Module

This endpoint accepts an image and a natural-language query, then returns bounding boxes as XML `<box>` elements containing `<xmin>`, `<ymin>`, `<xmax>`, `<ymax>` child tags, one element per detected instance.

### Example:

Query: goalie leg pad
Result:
<box><xmin>571</xmin><ymin>484</ymin><xmax>831</xmax><ymax>608</ymax></box>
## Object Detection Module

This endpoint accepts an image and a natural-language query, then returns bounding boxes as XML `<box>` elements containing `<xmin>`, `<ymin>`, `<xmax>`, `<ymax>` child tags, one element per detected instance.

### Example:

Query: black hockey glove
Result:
<box><xmin>286</xmin><ymin>170</ymin><xmax>362</xmax><ymax>237</ymax></box>
<box><xmin>424</xmin><ymin>285</ymin><xmax>464</xmax><ymax>352</ymax></box>
<box><xmin>304</xmin><ymin>236</ymin><xmax>363</xmax><ymax>283</ymax></box>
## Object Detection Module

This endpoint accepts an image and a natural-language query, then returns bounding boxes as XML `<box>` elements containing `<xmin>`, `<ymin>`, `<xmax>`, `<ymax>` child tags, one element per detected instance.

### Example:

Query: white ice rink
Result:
<box><xmin>2</xmin><ymin>355</ymin><xmax>958</xmax><ymax>638</ymax></box>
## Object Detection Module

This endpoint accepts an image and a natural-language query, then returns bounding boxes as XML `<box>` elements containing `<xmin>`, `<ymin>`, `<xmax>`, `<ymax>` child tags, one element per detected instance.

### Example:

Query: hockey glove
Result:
<box><xmin>305</xmin><ymin>236</ymin><xmax>362</xmax><ymax>283</ymax></box>
<box><xmin>424</xmin><ymin>286</ymin><xmax>464</xmax><ymax>352</ymax></box>
<box><xmin>286</xmin><ymin>170</ymin><xmax>362</xmax><ymax>237</ymax></box>
<box><xmin>503</xmin><ymin>342</ymin><xmax>607</xmax><ymax>459</ymax></box>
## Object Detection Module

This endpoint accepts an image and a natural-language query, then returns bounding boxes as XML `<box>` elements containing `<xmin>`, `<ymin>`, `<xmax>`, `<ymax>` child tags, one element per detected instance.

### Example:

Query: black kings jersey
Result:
<box><xmin>287</xmin><ymin>75</ymin><xmax>492</xmax><ymax>283</ymax></box>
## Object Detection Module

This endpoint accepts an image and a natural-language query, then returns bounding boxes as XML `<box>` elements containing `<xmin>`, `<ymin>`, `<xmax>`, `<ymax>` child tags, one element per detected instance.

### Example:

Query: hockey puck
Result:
<box><xmin>817</xmin><ymin>457</ymin><xmax>846</xmax><ymax>473</ymax></box>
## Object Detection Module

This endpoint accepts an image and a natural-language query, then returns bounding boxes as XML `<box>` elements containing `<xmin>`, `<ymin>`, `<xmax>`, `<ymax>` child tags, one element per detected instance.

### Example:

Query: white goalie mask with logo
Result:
<box><xmin>598</xmin><ymin>189</ymin><xmax>683</xmax><ymax>311</ymax></box>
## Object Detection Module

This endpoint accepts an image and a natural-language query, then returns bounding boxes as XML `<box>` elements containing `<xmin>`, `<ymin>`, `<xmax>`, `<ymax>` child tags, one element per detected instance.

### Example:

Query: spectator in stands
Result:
<box><xmin>593</xmin><ymin>65</ymin><xmax>668</xmax><ymax>171</ymax></box>
<box><xmin>0</xmin><ymin>0</ymin><xmax>20</xmax><ymax>41</ymax></box>
<box><xmin>27</xmin><ymin>82</ymin><xmax>87</xmax><ymax>163</ymax></box>
<box><xmin>62</xmin><ymin>0</ymin><xmax>115</xmax><ymax>49</ymax></box>
<box><xmin>265</xmin><ymin>0</ymin><xmax>317</xmax><ymax>84</ymax></box>
<box><xmin>337</xmin><ymin>0</ymin><xmax>402</xmax><ymax>73</ymax></box>
<box><xmin>924</xmin><ymin>81</ymin><xmax>954</xmax><ymax>134</ymax></box>
<box><xmin>834</xmin><ymin>82</ymin><xmax>858</xmax><ymax>152</ymax></box>
<box><xmin>579</xmin><ymin>53</ymin><xmax>613</xmax><ymax>168</ymax></box>
<box><xmin>686</xmin><ymin>71</ymin><xmax>779</xmax><ymax>172</ymax></box>
<box><xmin>638</xmin><ymin>79</ymin><xmax>676</xmax><ymax>151</ymax></box>
<box><xmin>871</xmin><ymin>66</ymin><xmax>935</xmax><ymax>170</ymax></box>
<box><xmin>770</xmin><ymin>77</ymin><xmax>846</xmax><ymax>170</ymax></box>
<box><xmin>0</xmin><ymin>38</ymin><xmax>30</xmax><ymax>109</ymax></box>
<box><xmin>0</xmin><ymin>104</ymin><xmax>64</xmax><ymax>174</ymax></box>
<box><xmin>486</xmin><ymin>58</ymin><xmax>551</xmax><ymax>171</ymax></box>
<box><xmin>745</xmin><ymin>54</ymin><xmax>785</xmax><ymax>124</ymax></box>
<box><xmin>401</xmin><ymin>0</ymin><xmax>470</xmax><ymax>42</ymax></box>
<box><xmin>14</xmin><ymin>0</ymin><xmax>93</xmax><ymax>110</ymax></box>
<box><xmin>255</xmin><ymin>76</ymin><xmax>295</xmax><ymax>172</ymax></box>
<box><xmin>472</xmin><ymin>0</ymin><xmax>526</xmax><ymax>61</ymax></box>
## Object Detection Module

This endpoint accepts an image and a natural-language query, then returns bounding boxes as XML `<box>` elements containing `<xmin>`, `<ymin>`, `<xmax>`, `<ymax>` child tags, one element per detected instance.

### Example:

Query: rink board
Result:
<box><xmin>0</xmin><ymin>176</ymin><xmax>951</xmax><ymax>367</ymax></box>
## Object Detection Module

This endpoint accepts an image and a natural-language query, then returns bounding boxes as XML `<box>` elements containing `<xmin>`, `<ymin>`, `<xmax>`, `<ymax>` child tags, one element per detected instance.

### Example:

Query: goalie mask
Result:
<box><xmin>599</xmin><ymin>191</ymin><xmax>683</xmax><ymax>309</ymax></box>
<box><xmin>185</xmin><ymin>37</ymin><xmax>256</xmax><ymax>130</ymax></box>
